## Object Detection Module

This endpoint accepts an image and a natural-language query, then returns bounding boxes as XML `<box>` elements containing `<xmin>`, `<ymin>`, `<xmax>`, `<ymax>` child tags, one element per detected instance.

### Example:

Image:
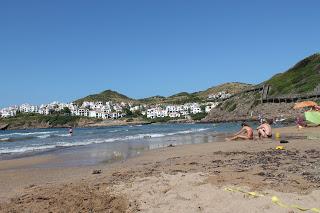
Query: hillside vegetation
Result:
<box><xmin>266</xmin><ymin>53</ymin><xmax>320</xmax><ymax>96</ymax></box>
<box><xmin>75</xmin><ymin>83</ymin><xmax>250</xmax><ymax>105</ymax></box>
<box><xmin>204</xmin><ymin>53</ymin><xmax>320</xmax><ymax>122</ymax></box>
<box><xmin>74</xmin><ymin>90</ymin><xmax>135</xmax><ymax>105</ymax></box>
<box><xmin>195</xmin><ymin>82</ymin><xmax>252</xmax><ymax>98</ymax></box>
<box><xmin>0</xmin><ymin>113</ymin><xmax>100</xmax><ymax>130</ymax></box>
<box><xmin>138</xmin><ymin>96</ymin><xmax>166</xmax><ymax>105</ymax></box>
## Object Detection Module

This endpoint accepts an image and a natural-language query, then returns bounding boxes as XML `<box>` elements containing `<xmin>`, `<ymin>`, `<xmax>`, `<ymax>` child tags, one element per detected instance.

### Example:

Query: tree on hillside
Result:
<box><xmin>123</xmin><ymin>107</ymin><xmax>133</xmax><ymax>117</ymax></box>
<box><xmin>60</xmin><ymin>107</ymin><xmax>71</xmax><ymax>115</ymax></box>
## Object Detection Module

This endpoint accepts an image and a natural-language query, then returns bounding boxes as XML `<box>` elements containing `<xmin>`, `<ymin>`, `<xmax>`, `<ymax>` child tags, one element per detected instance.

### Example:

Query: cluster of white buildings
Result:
<box><xmin>145</xmin><ymin>102</ymin><xmax>218</xmax><ymax>119</ymax></box>
<box><xmin>1</xmin><ymin>100</ymin><xmax>219</xmax><ymax>120</ymax></box>
<box><xmin>0</xmin><ymin>101</ymin><xmax>127</xmax><ymax>120</ymax></box>
<box><xmin>72</xmin><ymin>101</ymin><xmax>126</xmax><ymax>119</ymax></box>
<box><xmin>0</xmin><ymin>102</ymin><xmax>76</xmax><ymax>118</ymax></box>
<box><xmin>208</xmin><ymin>91</ymin><xmax>232</xmax><ymax>100</ymax></box>
<box><xmin>0</xmin><ymin>106</ymin><xmax>18</xmax><ymax>118</ymax></box>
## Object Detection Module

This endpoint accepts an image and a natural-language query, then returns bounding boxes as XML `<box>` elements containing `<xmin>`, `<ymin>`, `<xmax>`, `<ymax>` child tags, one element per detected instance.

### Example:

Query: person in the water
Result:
<box><xmin>68</xmin><ymin>127</ymin><xmax>73</xmax><ymax>136</ymax></box>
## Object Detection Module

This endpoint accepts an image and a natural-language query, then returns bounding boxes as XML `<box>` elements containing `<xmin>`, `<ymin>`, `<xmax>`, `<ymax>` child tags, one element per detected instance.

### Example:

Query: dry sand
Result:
<box><xmin>1</xmin><ymin>126</ymin><xmax>320</xmax><ymax>212</ymax></box>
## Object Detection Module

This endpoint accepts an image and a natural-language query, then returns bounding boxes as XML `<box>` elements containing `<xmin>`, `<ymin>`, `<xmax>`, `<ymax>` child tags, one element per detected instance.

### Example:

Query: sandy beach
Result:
<box><xmin>1</xmin><ymin>126</ymin><xmax>320</xmax><ymax>212</ymax></box>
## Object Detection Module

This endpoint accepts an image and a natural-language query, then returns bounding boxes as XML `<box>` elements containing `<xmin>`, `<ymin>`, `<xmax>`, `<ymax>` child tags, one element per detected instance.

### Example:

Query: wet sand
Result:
<box><xmin>1</xmin><ymin>126</ymin><xmax>320</xmax><ymax>212</ymax></box>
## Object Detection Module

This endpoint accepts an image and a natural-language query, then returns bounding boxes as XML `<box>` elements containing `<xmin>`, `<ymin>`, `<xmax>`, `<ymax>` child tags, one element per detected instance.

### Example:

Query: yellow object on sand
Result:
<box><xmin>275</xmin><ymin>132</ymin><xmax>281</xmax><ymax>139</ymax></box>
<box><xmin>224</xmin><ymin>187</ymin><xmax>320</xmax><ymax>212</ymax></box>
<box><xmin>276</xmin><ymin>146</ymin><xmax>284</xmax><ymax>150</ymax></box>
<box><xmin>272</xmin><ymin>196</ymin><xmax>320</xmax><ymax>212</ymax></box>
<box><xmin>224</xmin><ymin>187</ymin><xmax>264</xmax><ymax>198</ymax></box>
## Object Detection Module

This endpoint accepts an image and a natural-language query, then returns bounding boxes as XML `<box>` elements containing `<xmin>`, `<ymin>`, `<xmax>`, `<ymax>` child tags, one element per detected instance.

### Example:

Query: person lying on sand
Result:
<box><xmin>226</xmin><ymin>122</ymin><xmax>253</xmax><ymax>141</ymax></box>
<box><xmin>257</xmin><ymin>120</ymin><xmax>272</xmax><ymax>139</ymax></box>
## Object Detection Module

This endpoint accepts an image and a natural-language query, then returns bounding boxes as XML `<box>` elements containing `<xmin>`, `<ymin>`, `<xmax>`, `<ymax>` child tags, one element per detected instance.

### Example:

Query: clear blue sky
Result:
<box><xmin>1</xmin><ymin>0</ymin><xmax>320</xmax><ymax>107</ymax></box>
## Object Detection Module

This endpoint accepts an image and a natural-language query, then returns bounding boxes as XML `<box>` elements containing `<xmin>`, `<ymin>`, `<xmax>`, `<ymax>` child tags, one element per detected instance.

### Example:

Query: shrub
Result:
<box><xmin>191</xmin><ymin>112</ymin><xmax>208</xmax><ymax>120</ymax></box>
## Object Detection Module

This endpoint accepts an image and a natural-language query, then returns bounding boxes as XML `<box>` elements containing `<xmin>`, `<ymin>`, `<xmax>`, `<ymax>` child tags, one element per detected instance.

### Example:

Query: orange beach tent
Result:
<box><xmin>293</xmin><ymin>101</ymin><xmax>318</xmax><ymax>109</ymax></box>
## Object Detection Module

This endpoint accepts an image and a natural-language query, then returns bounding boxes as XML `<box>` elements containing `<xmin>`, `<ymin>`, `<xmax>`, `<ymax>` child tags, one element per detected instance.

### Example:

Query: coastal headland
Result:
<box><xmin>1</xmin><ymin>126</ymin><xmax>320</xmax><ymax>212</ymax></box>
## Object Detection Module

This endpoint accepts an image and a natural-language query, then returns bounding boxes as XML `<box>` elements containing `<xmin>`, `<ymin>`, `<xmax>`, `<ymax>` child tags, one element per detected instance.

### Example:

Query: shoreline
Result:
<box><xmin>0</xmin><ymin>116</ymin><xmax>291</xmax><ymax>131</ymax></box>
<box><xmin>0</xmin><ymin>119</ymin><xmax>153</xmax><ymax>131</ymax></box>
<box><xmin>1</xmin><ymin>125</ymin><xmax>320</xmax><ymax>212</ymax></box>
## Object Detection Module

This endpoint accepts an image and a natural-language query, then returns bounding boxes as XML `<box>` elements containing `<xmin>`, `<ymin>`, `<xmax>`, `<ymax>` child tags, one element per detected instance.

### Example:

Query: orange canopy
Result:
<box><xmin>293</xmin><ymin>101</ymin><xmax>318</xmax><ymax>109</ymax></box>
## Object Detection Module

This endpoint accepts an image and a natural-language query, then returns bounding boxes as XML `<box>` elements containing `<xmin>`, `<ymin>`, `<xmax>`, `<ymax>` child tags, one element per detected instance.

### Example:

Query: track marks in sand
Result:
<box><xmin>110</xmin><ymin>148</ymin><xmax>320</xmax><ymax>194</ymax></box>
<box><xmin>114</xmin><ymin>172</ymin><xmax>320</xmax><ymax>213</ymax></box>
<box><xmin>0</xmin><ymin>182</ymin><xmax>129</xmax><ymax>213</ymax></box>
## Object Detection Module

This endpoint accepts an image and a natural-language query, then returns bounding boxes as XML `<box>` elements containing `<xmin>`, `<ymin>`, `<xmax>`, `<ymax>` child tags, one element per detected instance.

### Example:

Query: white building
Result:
<box><xmin>205</xmin><ymin>102</ymin><xmax>219</xmax><ymax>113</ymax></box>
<box><xmin>147</xmin><ymin>108</ymin><xmax>157</xmax><ymax>119</ymax></box>
<box><xmin>19</xmin><ymin>104</ymin><xmax>39</xmax><ymax>113</ymax></box>
<box><xmin>130</xmin><ymin>106</ymin><xmax>141</xmax><ymax>112</ymax></box>
<box><xmin>113</xmin><ymin>104</ymin><xmax>123</xmax><ymax>112</ymax></box>
<box><xmin>76</xmin><ymin>108</ymin><xmax>89</xmax><ymax>117</ymax></box>
<box><xmin>208</xmin><ymin>91</ymin><xmax>231</xmax><ymax>100</ymax></box>
<box><xmin>0</xmin><ymin>110</ymin><xmax>16</xmax><ymax>118</ymax></box>
<box><xmin>169</xmin><ymin>112</ymin><xmax>181</xmax><ymax>118</ymax></box>
<box><xmin>192</xmin><ymin>107</ymin><xmax>202</xmax><ymax>114</ymax></box>
<box><xmin>147</xmin><ymin>107</ymin><xmax>167</xmax><ymax>119</ymax></box>
<box><xmin>38</xmin><ymin>107</ymin><xmax>50</xmax><ymax>115</ymax></box>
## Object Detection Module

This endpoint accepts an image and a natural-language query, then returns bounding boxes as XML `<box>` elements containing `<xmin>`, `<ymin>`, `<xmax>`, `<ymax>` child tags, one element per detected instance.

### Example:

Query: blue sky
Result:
<box><xmin>1</xmin><ymin>0</ymin><xmax>320</xmax><ymax>107</ymax></box>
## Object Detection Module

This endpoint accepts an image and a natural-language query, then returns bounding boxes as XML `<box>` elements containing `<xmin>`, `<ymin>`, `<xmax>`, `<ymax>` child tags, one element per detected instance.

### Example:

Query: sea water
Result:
<box><xmin>0</xmin><ymin>122</ymin><xmax>285</xmax><ymax>167</ymax></box>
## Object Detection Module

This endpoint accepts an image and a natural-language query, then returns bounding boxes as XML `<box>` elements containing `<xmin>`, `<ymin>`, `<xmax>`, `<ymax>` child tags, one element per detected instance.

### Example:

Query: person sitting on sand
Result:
<box><xmin>257</xmin><ymin>119</ymin><xmax>272</xmax><ymax>139</ymax></box>
<box><xmin>296</xmin><ymin>116</ymin><xmax>307</xmax><ymax>129</ymax></box>
<box><xmin>227</xmin><ymin>122</ymin><xmax>253</xmax><ymax>141</ymax></box>
<box><xmin>310</xmin><ymin>105</ymin><xmax>320</xmax><ymax>111</ymax></box>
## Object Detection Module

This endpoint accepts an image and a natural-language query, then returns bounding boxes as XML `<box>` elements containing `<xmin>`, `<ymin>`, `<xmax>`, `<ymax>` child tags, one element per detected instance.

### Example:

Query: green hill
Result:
<box><xmin>138</xmin><ymin>96</ymin><xmax>166</xmax><ymax>104</ymax></box>
<box><xmin>74</xmin><ymin>90</ymin><xmax>134</xmax><ymax>105</ymax></box>
<box><xmin>138</xmin><ymin>93</ymin><xmax>203</xmax><ymax>105</ymax></box>
<box><xmin>266</xmin><ymin>53</ymin><xmax>320</xmax><ymax>96</ymax></box>
<box><xmin>195</xmin><ymin>82</ymin><xmax>252</xmax><ymax>98</ymax></box>
<box><xmin>164</xmin><ymin>92</ymin><xmax>203</xmax><ymax>104</ymax></box>
<box><xmin>74</xmin><ymin>83</ymin><xmax>252</xmax><ymax>106</ymax></box>
<box><xmin>139</xmin><ymin>83</ymin><xmax>251</xmax><ymax>104</ymax></box>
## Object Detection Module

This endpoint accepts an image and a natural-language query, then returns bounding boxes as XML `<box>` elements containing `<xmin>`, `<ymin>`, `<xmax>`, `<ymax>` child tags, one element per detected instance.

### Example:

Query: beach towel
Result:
<box><xmin>305</xmin><ymin>111</ymin><xmax>320</xmax><ymax>125</ymax></box>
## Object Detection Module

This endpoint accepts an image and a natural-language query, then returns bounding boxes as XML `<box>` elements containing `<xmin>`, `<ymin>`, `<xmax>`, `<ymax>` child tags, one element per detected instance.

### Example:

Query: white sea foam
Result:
<box><xmin>37</xmin><ymin>135</ymin><xmax>51</xmax><ymax>139</ymax></box>
<box><xmin>165</xmin><ymin>128</ymin><xmax>210</xmax><ymax>136</ymax></box>
<box><xmin>0</xmin><ymin>131</ymin><xmax>59</xmax><ymax>137</ymax></box>
<box><xmin>55</xmin><ymin>134</ymin><xmax>71</xmax><ymax>137</ymax></box>
<box><xmin>109</xmin><ymin>129</ymin><xmax>122</xmax><ymax>133</ymax></box>
<box><xmin>34</xmin><ymin>133</ymin><xmax>70</xmax><ymax>139</ymax></box>
<box><xmin>0</xmin><ymin>145</ymin><xmax>57</xmax><ymax>154</ymax></box>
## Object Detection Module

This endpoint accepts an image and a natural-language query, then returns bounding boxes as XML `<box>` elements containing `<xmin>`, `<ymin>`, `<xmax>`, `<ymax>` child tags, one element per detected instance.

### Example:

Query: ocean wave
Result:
<box><xmin>165</xmin><ymin>128</ymin><xmax>210</xmax><ymax>136</ymax></box>
<box><xmin>55</xmin><ymin>133</ymin><xmax>71</xmax><ymax>137</ymax></box>
<box><xmin>0</xmin><ymin>133</ymin><xmax>70</xmax><ymax>141</ymax></box>
<box><xmin>0</xmin><ymin>131</ymin><xmax>59</xmax><ymax>137</ymax></box>
<box><xmin>0</xmin><ymin>127</ymin><xmax>211</xmax><ymax>154</ymax></box>
<box><xmin>0</xmin><ymin>145</ymin><xmax>57</xmax><ymax>154</ymax></box>
<box><xmin>37</xmin><ymin>134</ymin><xmax>52</xmax><ymax>139</ymax></box>
<box><xmin>41</xmin><ymin>133</ymin><xmax>71</xmax><ymax>138</ymax></box>
<box><xmin>108</xmin><ymin>129</ymin><xmax>123</xmax><ymax>133</ymax></box>
<box><xmin>55</xmin><ymin>128</ymin><xmax>211</xmax><ymax>146</ymax></box>
<box><xmin>0</xmin><ymin>136</ymin><xmax>37</xmax><ymax>142</ymax></box>
<box><xmin>108</xmin><ymin>128</ymin><xmax>130</xmax><ymax>133</ymax></box>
